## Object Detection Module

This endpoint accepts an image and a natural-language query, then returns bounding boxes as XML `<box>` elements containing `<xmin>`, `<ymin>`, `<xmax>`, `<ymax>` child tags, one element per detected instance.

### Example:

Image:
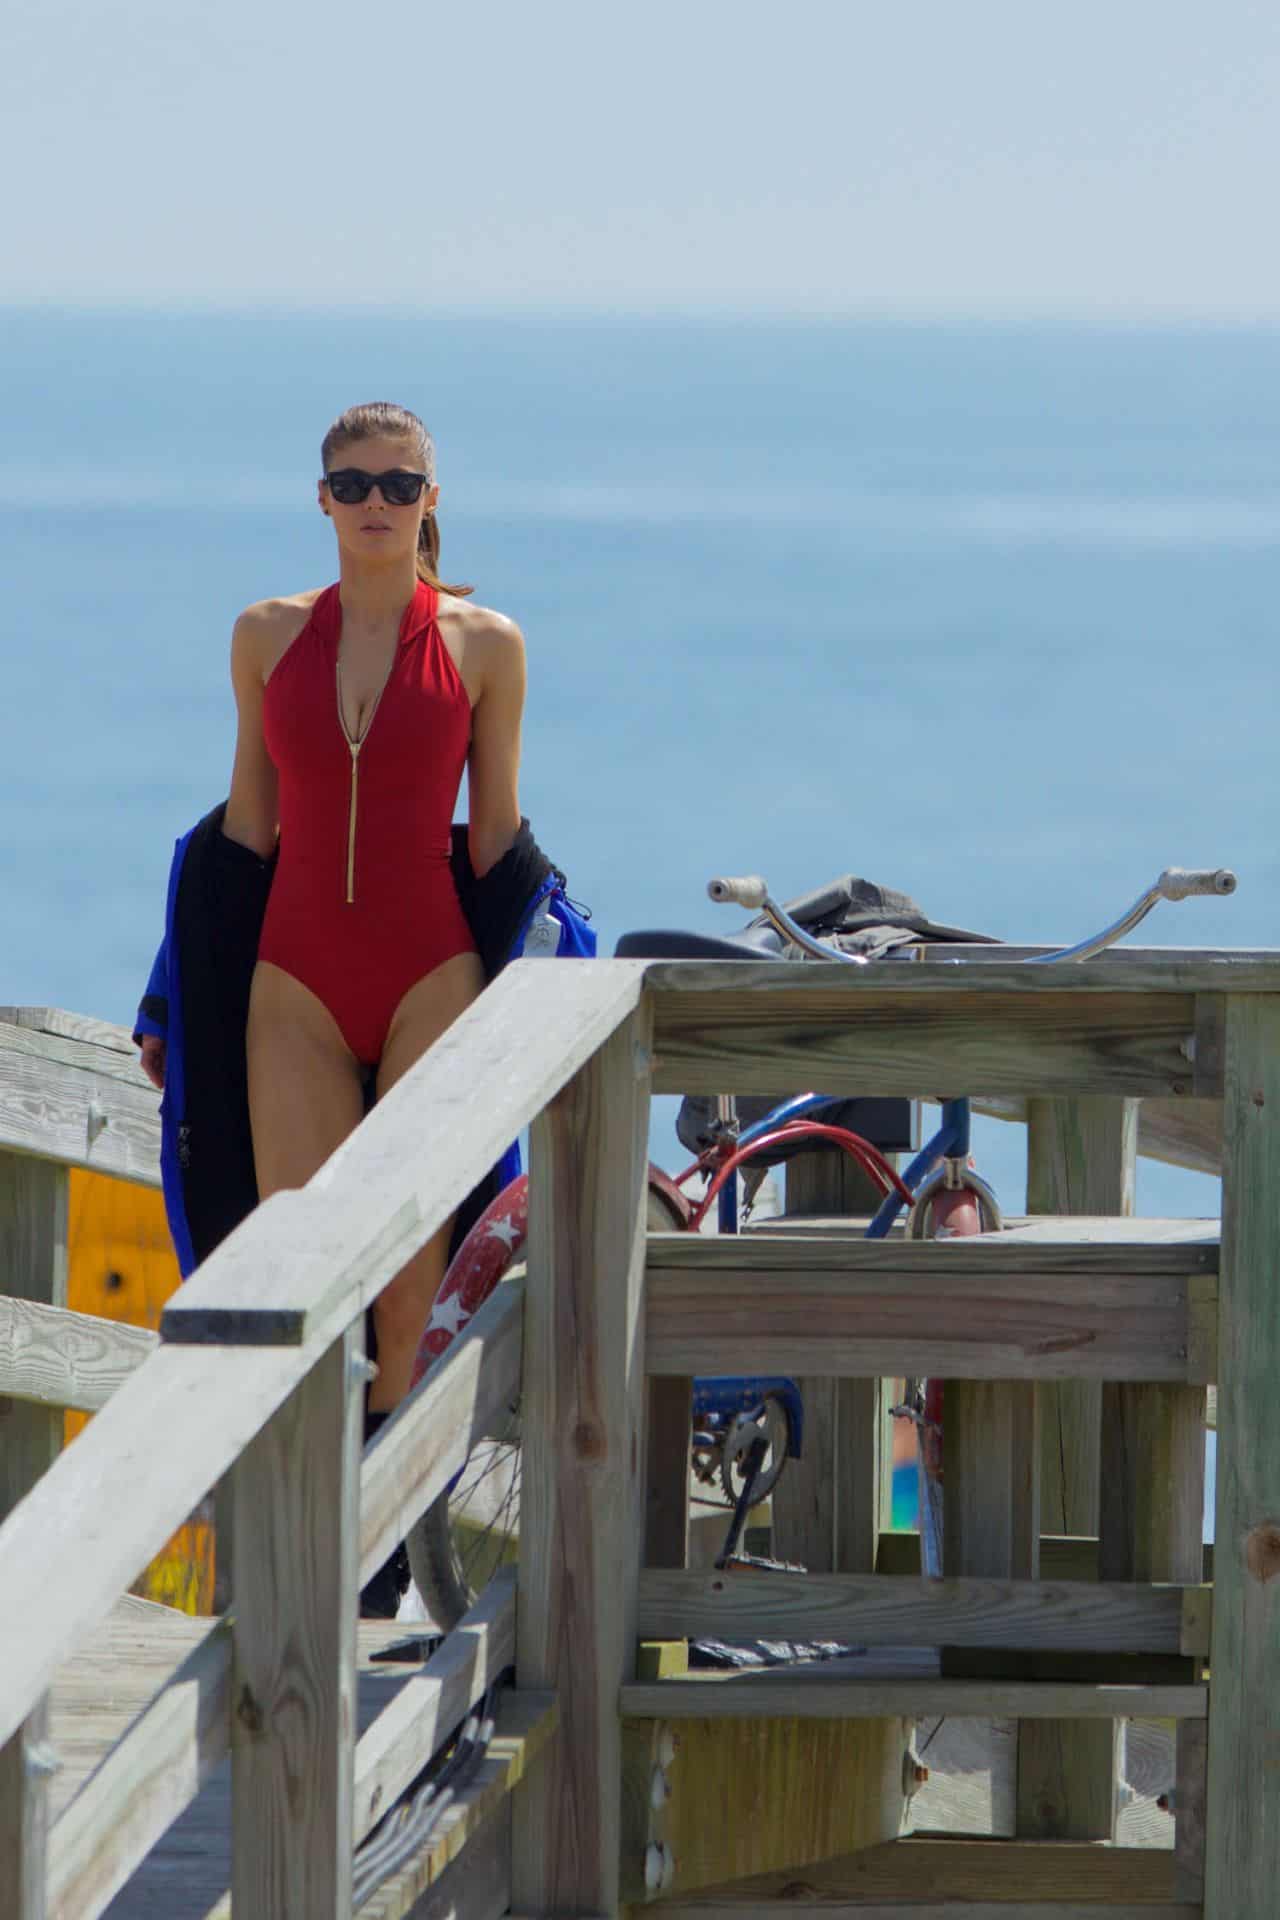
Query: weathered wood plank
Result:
<box><xmin>0</xmin><ymin>1337</ymin><xmax>323</xmax><ymax>1754</ymax></box>
<box><xmin>162</xmin><ymin>960</ymin><xmax>646</xmax><ymax>1345</ymax></box>
<box><xmin>648</xmin><ymin>982</ymin><xmax>1206</xmax><ymax>1100</ymax></box>
<box><xmin>648</xmin><ymin>1904</ymin><xmax>1195</xmax><ymax>1918</ymax></box>
<box><xmin>0</xmin><ymin>1296</ymin><xmax>156</xmax><ymax>1412</ymax></box>
<box><xmin>0</xmin><ymin>1702</ymin><xmax>52</xmax><ymax>1920</ymax></box>
<box><xmin>358</xmin><ymin>1279</ymin><xmax>523</xmax><ymax>1587</ymax></box>
<box><xmin>1205</xmin><ymin>992</ymin><xmax>1280</xmax><ymax>1916</ymax></box>
<box><xmin>646</xmin><ymin>1230</ymin><xmax>1215</xmax><ymax>1382</ymax></box>
<box><xmin>48</xmin><ymin>1618</ymin><xmax>232</xmax><ymax>1920</ymax></box>
<box><xmin>1022</xmin><ymin>1096</ymin><xmax>1136</xmax><ymax>1845</ymax></box>
<box><xmin>1174</xmin><ymin>1718</ymin><xmax>1206</xmax><ymax>1904</ymax></box>
<box><xmin>968</xmin><ymin>1091</ymin><xmax>1223</xmax><ymax>1178</ymax></box>
<box><xmin>369</xmin><ymin>1800</ymin><xmax>510</xmax><ymax>1920</ymax></box>
<box><xmin>230</xmin><ymin>1322</ymin><xmax>363</xmax><ymax>1919</ymax></box>
<box><xmin>620</xmin><ymin>1679</ymin><xmax>1207</xmax><ymax>1719</ymax></box>
<box><xmin>0</xmin><ymin>1152</ymin><xmax>68</xmax><ymax>1919</ymax></box>
<box><xmin>0</xmin><ymin>1025</ymin><xmax>161</xmax><ymax>1183</ymax></box>
<box><xmin>352</xmin><ymin>1573</ymin><xmax>517</xmax><ymax>1847</ymax></box>
<box><xmin>635</xmin><ymin>1570</ymin><xmax>1207</xmax><ymax>1654</ymax></box>
<box><xmin>656</xmin><ymin>1835</ymin><xmax>1181</xmax><ymax>1905</ymax></box>
<box><xmin>1098</xmin><ymin>1386</ymin><xmax>1206</xmax><ymax>1588</ymax></box>
<box><xmin>0</xmin><ymin>1008</ymin><xmax>138</xmax><ymax>1056</ymax></box>
<box><xmin>357</xmin><ymin>1692</ymin><xmax>557</xmax><ymax>1919</ymax></box>
<box><xmin>644</xmin><ymin>951</ymin><xmax>1280</xmax><ymax>996</ymax></box>
<box><xmin>510</xmin><ymin>1005</ymin><xmax>652</xmax><ymax>1915</ymax></box>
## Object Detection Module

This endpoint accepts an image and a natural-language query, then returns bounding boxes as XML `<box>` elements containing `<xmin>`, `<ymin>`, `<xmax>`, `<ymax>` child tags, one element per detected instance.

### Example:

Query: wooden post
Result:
<box><xmin>511</xmin><ymin>1004</ymin><xmax>653</xmax><ymax>1916</ymax></box>
<box><xmin>1205</xmin><ymin>994</ymin><xmax>1280</xmax><ymax>1916</ymax></box>
<box><xmin>0</xmin><ymin>1151</ymin><xmax>68</xmax><ymax>1918</ymax></box>
<box><xmin>1020</xmin><ymin>1097</ymin><xmax>1136</xmax><ymax>1841</ymax></box>
<box><xmin>230</xmin><ymin>1320</ymin><xmax>364</xmax><ymax>1920</ymax></box>
<box><xmin>779</xmin><ymin>1150</ymin><xmax>884</xmax><ymax>1574</ymax></box>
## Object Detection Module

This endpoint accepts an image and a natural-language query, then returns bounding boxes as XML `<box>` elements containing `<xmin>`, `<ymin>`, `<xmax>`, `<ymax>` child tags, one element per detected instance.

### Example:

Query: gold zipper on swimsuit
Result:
<box><xmin>337</xmin><ymin>653</ymin><xmax>392</xmax><ymax>905</ymax></box>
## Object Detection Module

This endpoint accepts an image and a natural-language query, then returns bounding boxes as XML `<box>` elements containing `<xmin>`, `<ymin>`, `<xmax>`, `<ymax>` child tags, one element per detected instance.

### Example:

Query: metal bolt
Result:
<box><xmin>657</xmin><ymin>1726</ymin><xmax>679</xmax><ymax>1767</ymax></box>
<box><xmin>350</xmin><ymin>1353</ymin><xmax>380</xmax><ymax>1388</ymax></box>
<box><xmin>650</xmin><ymin>1765</ymin><xmax>671</xmax><ymax>1810</ymax></box>
<box><xmin>25</xmin><ymin>1741</ymin><xmax>60</xmax><ymax>1781</ymax></box>
<box><xmin>86</xmin><ymin>1100</ymin><xmax>109</xmax><ymax>1148</ymax></box>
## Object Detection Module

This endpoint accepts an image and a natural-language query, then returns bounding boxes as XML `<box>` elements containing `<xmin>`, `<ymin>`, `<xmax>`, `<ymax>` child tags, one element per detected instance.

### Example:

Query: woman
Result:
<box><xmin>138</xmin><ymin>401</ymin><xmax>527</xmax><ymax>1608</ymax></box>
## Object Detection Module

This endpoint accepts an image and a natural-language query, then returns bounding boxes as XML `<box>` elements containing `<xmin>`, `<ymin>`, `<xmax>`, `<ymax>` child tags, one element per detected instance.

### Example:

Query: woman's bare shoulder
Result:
<box><xmin>438</xmin><ymin>593</ymin><xmax>525</xmax><ymax>652</ymax></box>
<box><xmin>232</xmin><ymin>589</ymin><xmax>325</xmax><ymax>683</ymax></box>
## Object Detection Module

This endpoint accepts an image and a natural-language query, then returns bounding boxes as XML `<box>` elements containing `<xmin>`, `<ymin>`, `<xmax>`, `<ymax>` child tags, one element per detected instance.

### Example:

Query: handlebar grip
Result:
<box><xmin>708</xmin><ymin>874</ymin><xmax>768</xmax><ymax>911</ymax></box>
<box><xmin>1157</xmin><ymin>867</ymin><xmax>1238</xmax><ymax>901</ymax></box>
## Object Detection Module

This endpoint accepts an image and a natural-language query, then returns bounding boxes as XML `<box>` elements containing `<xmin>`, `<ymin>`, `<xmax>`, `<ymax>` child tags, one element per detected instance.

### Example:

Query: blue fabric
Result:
<box><xmin>136</xmin><ymin>823</ymin><xmax>199</xmax><ymax>1275</ymax></box>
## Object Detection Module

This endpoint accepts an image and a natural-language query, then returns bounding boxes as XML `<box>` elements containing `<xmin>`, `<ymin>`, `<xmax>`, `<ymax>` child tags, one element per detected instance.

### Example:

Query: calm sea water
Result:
<box><xmin>3</xmin><ymin>307</ymin><xmax>1277</xmax><ymax>1260</ymax></box>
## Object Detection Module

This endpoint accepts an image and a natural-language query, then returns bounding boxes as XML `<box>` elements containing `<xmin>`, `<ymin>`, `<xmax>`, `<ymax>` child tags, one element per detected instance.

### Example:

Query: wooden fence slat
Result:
<box><xmin>970</xmin><ymin>1090</ymin><xmax>1223</xmax><ymax>1177</ymax></box>
<box><xmin>620</xmin><ymin>1679</ymin><xmax>1207</xmax><ymax>1720</ymax></box>
<box><xmin>0</xmin><ymin>1151</ymin><xmax>69</xmax><ymax>1918</ymax></box>
<box><xmin>231</xmin><ymin>1320</ymin><xmax>363</xmax><ymax>1919</ymax></box>
<box><xmin>649</xmin><ymin>982</ymin><xmax>1205</xmax><ymax>1100</ymax></box>
<box><xmin>511</xmin><ymin>1003</ymin><xmax>653</xmax><ymax>1915</ymax></box>
<box><xmin>362</xmin><ymin>1800</ymin><xmax>511</xmax><ymax>1920</ymax></box>
<box><xmin>0</xmin><ymin>1296</ymin><xmax>156</xmax><ymax>1411</ymax></box>
<box><xmin>163</xmin><ymin>960</ymin><xmax>646</xmax><ymax>1346</ymax></box>
<box><xmin>645</xmin><ymin>1233</ymin><xmax>1215</xmax><ymax>1383</ymax></box>
<box><xmin>0</xmin><ymin>1024</ymin><xmax>161</xmax><ymax>1183</ymax></box>
<box><xmin>0</xmin><ymin>1705</ymin><xmax>52</xmax><ymax>1920</ymax></box>
<box><xmin>635</xmin><ymin>1570</ymin><xmax>1205</xmax><ymax>1653</ymax></box>
<box><xmin>1206</xmin><ymin>992</ymin><xmax>1280</xmax><ymax>1916</ymax></box>
<box><xmin>657</xmin><ymin>1834</ymin><xmax>1181</xmax><ymax>1905</ymax></box>
<box><xmin>1021</xmin><ymin>1095</ymin><xmax>1136</xmax><ymax>1845</ymax></box>
<box><xmin>352</xmin><ymin>1572</ymin><xmax>517</xmax><ymax>1846</ymax></box>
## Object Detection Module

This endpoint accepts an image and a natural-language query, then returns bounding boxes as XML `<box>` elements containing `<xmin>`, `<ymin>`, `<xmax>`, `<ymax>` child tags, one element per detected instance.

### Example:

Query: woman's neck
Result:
<box><xmin>336</xmin><ymin>556</ymin><xmax>421</xmax><ymax>628</ymax></box>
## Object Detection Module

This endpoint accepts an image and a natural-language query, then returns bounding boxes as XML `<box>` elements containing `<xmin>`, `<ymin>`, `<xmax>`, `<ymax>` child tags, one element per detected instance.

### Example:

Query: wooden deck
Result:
<box><xmin>50</xmin><ymin>1599</ymin><xmax>424</xmax><ymax>1918</ymax></box>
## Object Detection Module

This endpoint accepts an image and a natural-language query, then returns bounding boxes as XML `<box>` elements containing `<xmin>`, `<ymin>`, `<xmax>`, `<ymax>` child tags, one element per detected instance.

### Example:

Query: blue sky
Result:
<box><xmin>3</xmin><ymin>0</ymin><xmax>1278</xmax><ymax>315</ymax></box>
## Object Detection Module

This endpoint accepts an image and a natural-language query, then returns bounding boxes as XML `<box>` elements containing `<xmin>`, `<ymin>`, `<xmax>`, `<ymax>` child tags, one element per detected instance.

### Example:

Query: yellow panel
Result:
<box><xmin>66</xmin><ymin>1171</ymin><xmax>213</xmax><ymax>1612</ymax></box>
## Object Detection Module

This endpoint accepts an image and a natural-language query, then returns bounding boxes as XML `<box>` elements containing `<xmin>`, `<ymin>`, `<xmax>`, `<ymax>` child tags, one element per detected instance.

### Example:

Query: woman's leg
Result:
<box><xmin>370</xmin><ymin>950</ymin><xmax>487</xmax><ymax>1410</ymax></box>
<box><xmin>247</xmin><ymin>961</ymin><xmax>367</xmax><ymax>1195</ymax></box>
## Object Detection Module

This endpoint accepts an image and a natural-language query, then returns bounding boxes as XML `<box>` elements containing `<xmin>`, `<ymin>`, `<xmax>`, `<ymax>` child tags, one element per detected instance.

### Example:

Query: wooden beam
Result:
<box><xmin>0</xmin><ymin>1151</ymin><xmax>69</xmax><ymax>1919</ymax></box>
<box><xmin>620</xmin><ymin>1678</ymin><xmax>1207</xmax><ymax>1720</ymax></box>
<box><xmin>162</xmin><ymin>960</ymin><xmax>646</xmax><ymax>1346</ymax></box>
<box><xmin>0</xmin><ymin>1021</ymin><xmax>161</xmax><ymax>1184</ymax></box>
<box><xmin>230</xmin><ymin>1321</ymin><xmax>363</xmax><ymax>1919</ymax></box>
<box><xmin>647</xmin><ymin>978</ymin><xmax>1208</xmax><ymax>1100</ymax></box>
<box><xmin>645</xmin><ymin>1225</ymin><xmax>1216</xmax><ymax>1382</ymax></box>
<box><xmin>511</xmin><ymin>1005</ymin><xmax>653</xmax><ymax>1916</ymax></box>
<box><xmin>359</xmin><ymin>1801</ymin><xmax>510</xmax><ymax>1920</ymax></box>
<box><xmin>352</xmin><ymin>1573</ymin><xmax>517</xmax><ymax>1847</ymax></box>
<box><xmin>0</xmin><ymin>1296</ymin><xmax>156</xmax><ymax>1412</ymax></box>
<box><xmin>653</xmin><ymin>1834</ymin><xmax>1183</xmax><ymax>1906</ymax></box>
<box><xmin>645</xmin><ymin>1375</ymin><xmax>692</xmax><ymax>1571</ymax></box>
<box><xmin>1205</xmin><ymin>992</ymin><xmax>1280</xmax><ymax>1915</ymax></box>
<box><xmin>635</xmin><ymin>1569</ymin><xmax>1207</xmax><ymax>1654</ymax></box>
<box><xmin>970</xmin><ymin>1090</ymin><xmax>1223</xmax><ymax>1177</ymax></box>
<box><xmin>48</xmin><ymin>1617</ymin><xmax>232</xmax><ymax>1920</ymax></box>
<box><xmin>645</xmin><ymin>951</ymin><xmax>1280</xmax><ymax>997</ymax></box>
<box><xmin>1022</xmin><ymin>1096</ymin><xmax>1136</xmax><ymax>1844</ymax></box>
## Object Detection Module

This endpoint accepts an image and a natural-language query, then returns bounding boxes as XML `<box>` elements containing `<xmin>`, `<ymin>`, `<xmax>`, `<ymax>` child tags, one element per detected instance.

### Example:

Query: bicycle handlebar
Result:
<box><xmin>708</xmin><ymin>875</ymin><xmax>768</xmax><ymax>911</ymax></box>
<box><xmin>1157</xmin><ymin>867</ymin><xmax>1237</xmax><ymax>901</ymax></box>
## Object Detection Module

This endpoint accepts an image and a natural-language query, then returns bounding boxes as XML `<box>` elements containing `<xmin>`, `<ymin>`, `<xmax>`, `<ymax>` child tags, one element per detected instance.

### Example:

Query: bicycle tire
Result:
<box><xmin>408</xmin><ymin>1178</ymin><xmax>687</xmax><ymax>1630</ymax></box>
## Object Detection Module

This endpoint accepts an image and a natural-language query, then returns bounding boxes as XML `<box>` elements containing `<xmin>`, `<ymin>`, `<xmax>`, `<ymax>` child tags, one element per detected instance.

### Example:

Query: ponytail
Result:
<box><xmin>416</xmin><ymin>508</ymin><xmax>472</xmax><ymax>599</ymax></box>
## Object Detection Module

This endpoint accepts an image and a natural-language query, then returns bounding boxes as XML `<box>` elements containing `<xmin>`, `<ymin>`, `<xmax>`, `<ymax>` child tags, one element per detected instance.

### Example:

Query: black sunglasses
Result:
<box><xmin>324</xmin><ymin>467</ymin><xmax>430</xmax><ymax>506</ymax></box>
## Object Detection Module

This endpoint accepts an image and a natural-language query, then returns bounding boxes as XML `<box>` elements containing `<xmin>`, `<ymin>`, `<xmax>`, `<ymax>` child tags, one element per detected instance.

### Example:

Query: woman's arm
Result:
<box><xmin>466</xmin><ymin>612</ymin><xmax>526</xmax><ymax>878</ymax></box>
<box><xmin>222</xmin><ymin>608</ymin><xmax>279</xmax><ymax>859</ymax></box>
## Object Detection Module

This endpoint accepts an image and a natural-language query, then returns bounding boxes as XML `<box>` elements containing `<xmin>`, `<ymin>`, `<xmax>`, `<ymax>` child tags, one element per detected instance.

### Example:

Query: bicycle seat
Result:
<box><xmin>614</xmin><ymin>925</ymin><xmax>784</xmax><ymax>961</ymax></box>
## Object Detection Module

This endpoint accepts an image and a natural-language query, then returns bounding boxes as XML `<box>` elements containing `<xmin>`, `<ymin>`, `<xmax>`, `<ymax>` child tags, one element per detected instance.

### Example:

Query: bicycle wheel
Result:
<box><xmin>407</xmin><ymin>1177</ymin><xmax>687</xmax><ymax>1630</ymax></box>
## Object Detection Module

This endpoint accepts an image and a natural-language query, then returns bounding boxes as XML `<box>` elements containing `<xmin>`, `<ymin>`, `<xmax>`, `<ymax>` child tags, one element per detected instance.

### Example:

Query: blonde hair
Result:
<box><xmin>320</xmin><ymin>401</ymin><xmax>472</xmax><ymax>596</ymax></box>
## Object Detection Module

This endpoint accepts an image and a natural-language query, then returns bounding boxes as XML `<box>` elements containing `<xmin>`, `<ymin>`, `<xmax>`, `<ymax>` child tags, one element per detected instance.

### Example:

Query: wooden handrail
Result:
<box><xmin>0</xmin><ymin>960</ymin><xmax>643</xmax><ymax>1754</ymax></box>
<box><xmin>0</xmin><ymin>1298</ymin><xmax>157</xmax><ymax>1411</ymax></box>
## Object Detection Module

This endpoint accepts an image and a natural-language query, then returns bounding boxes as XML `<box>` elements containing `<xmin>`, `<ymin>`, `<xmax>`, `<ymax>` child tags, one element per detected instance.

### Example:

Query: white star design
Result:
<box><xmin>426</xmin><ymin>1291</ymin><xmax>471</xmax><ymax>1339</ymax></box>
<box><xmin>485</xmin><ymin>1216</ymin><xmax>521</xmax><ymax>1251</ymax></box>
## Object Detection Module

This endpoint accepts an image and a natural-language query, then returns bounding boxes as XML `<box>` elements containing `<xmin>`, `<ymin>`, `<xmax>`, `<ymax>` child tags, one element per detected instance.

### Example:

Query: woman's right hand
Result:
<box><xmin>138</xmin><ymin>1034</ymin><xmax>166</xmax><ymax>1091</ymax></box>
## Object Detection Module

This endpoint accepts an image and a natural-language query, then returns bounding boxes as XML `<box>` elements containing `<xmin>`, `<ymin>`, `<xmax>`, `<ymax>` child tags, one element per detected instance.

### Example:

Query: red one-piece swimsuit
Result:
<box><xmin>257</xmin><ymin>578</ymin><xmax>477</xmax><ymax>1065</ymax></box>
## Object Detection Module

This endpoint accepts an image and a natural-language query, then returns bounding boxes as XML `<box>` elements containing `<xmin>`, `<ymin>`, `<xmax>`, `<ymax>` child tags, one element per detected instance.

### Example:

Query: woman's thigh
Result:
<box><xmin>247</xmin><ymin>960</ymin><xmax>367</xmax><ymax>1195</ymax></box>
<box><xmin>375</xmin><ymin>951</ymin><xmax>487</xmax><ymax>1101</ymax></box>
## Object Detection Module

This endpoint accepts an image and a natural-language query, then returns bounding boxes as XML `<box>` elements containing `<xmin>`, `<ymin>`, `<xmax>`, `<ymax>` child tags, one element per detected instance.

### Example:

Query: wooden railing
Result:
<box><xmin>1</xmin><ymin>945</ymin><xmax>1276</xmax><ymax>1919</ymax></box>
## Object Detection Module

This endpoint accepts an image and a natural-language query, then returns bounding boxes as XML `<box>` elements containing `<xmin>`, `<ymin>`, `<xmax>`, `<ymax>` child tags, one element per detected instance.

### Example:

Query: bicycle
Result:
<box><xmin>406</xmin><ymin>863</ymin><xmax>1236</xmax><ymax>1626</ymax></box>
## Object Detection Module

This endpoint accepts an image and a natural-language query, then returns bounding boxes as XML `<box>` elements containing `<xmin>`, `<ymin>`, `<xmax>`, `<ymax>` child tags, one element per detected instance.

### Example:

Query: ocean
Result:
<box><xmin>3</xmin><ymin>305</ymin><xmax>1277</xmax><ymax>1249</ymax></box>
